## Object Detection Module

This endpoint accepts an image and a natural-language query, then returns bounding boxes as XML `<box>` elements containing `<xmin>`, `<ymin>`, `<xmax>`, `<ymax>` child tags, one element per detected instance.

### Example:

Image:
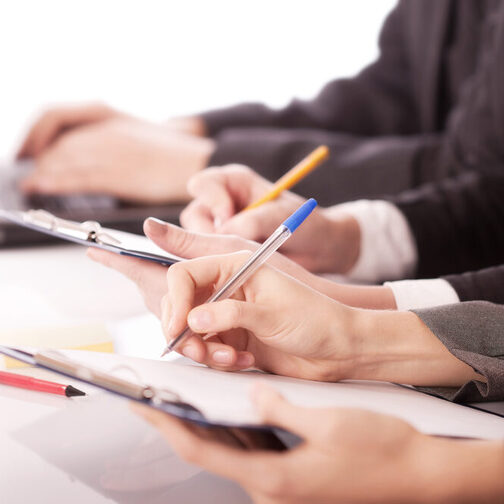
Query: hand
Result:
<box><xmin>89</xmin><ymin>222</ymin><xmax>482</xmax><ymax>386</ymax></box>
<box><xmin>157</xmin><ymin>251</ymin><xmax>482</xmax><ymax>386</ymax></box>
<box><xmin>132</xmin><ymin>385</ymin><xmax>504</xmax><ymax>504</ymax></box>
<box><xmin>18</xmin><ymin>106</ymin><xmax>214</xmax><ymax>203</ymax></box>
<box><xmin>17</xmin><ymin>102</ymin><xmax>124</xmax><ymax>159</ymax></box>
<box><xmin>89</xmin><ymin>217</ymin><xmax>399</xmax><ymax>312</ymax></box>
<box><xmin>87</xmin><ymin>217</ymin><xmax>345</xmax><ymax>318</ymax></box>
<box><xmin>181</xmin><ymin>165</ymin><xmax>360</xmax><ymax>273</ymax></box>
<box><xmin>160</xmin><ymin>251</ymin><xmax>356</xmax><ymax>380</ymax></box>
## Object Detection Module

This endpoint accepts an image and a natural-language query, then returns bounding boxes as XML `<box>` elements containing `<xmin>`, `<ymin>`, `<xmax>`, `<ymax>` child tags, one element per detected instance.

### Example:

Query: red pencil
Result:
<box><xmin>0</xmin><ymin>370</ymin><xmax>85</xmax><ymax>397</ymax></box>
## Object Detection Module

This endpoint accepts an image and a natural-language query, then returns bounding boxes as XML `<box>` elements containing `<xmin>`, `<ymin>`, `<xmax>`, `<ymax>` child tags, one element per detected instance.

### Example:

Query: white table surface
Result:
<box><xmin>1</xmin><ymin>242</ymin><xmax>503</xmax><ymax>503</ymax></box>
<box><xmin>0</xmin><ymin>243</ymin><xmax>251</xmax><ymax>503</ymax></box>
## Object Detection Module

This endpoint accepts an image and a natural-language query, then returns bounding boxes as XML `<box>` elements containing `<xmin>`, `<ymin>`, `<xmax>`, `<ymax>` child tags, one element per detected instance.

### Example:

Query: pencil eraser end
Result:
<box><xmin>282</xmin><ymin>198</ymin><xmax>318</xmax><ymax>233</ymax></box>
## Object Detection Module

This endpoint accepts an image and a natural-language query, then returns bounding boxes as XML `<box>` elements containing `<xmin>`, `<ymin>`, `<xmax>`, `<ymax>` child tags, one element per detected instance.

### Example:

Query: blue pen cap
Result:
<box><xmin>282</xmin><ymin>198</ymin><xmax>318</xmax><ymax>233</ymax></box>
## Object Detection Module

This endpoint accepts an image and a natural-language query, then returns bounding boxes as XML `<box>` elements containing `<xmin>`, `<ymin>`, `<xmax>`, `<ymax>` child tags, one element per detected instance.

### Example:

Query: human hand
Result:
<box><xmin>17</xmin><ymin>102</ymin><xmax>124</xmax><ymax>159</ymax></box>
<box><xmin>181</xmin><ymin>165</ymin><xmax>360</xmax><ymax>273</ymax></box>
<box><xmin>133</xmin><ymin>384</ymin><xmax>495</xmax><ymax>504</ymax></box>
<box><xmin>159</xmin><ymin>251</ymin><xmax>357</xmax><ymax>380</ymax></box>
<box><xmin>19</xmin><ymin>109</ymin><xmax>214</xmax><ymax>203</ymax></box>
<box><xmin>87</xmin><ymin>217</ymin><xmax>341</xmax><ymax>318</ymax></box>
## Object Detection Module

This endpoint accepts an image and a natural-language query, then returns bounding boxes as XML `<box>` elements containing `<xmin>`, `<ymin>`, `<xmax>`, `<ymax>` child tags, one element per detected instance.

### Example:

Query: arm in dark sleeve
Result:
<box><xmin>209</xmin><ymin>128</ymin><xmax>442</xmax><ymax>205</ymax></box>
<box><xmin>207</xmin><ymin>3</ymin><xmax>504</xmax><ymax>202</ymax></box>
<box><xmin>412</xmin><ymin>301</ymin><xmax>504</xmax><ymax>402</ymax></box>
<box><xmin>443</xmin><ymin>265</ymin><xmax>504</xmax><ymax>305</ymax></box>
<box><xmin>391</xmin><ymin>172</ymin><xmax>504</xmax><ymax>278</ymax></box>
<box><xmin>201</xmin><ymin>1</ymin><xmax>418</xmax><ymax>138</ymax></box>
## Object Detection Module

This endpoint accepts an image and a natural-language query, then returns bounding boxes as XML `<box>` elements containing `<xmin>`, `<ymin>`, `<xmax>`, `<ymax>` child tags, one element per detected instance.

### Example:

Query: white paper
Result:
<box><xmin>60</xmin><ymin>350</ymin><xmax>504</xmax><ymax>440</ymax></box>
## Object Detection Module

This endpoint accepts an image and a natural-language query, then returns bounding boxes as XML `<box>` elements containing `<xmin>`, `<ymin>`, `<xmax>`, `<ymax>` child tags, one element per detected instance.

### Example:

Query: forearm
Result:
<box><xmin>309</xmin><ymin>273</ymin><xmax>398</xmax><ymax>310</ymax></box>
<box><xmin>348</xmin><ymin>309</ymin><xmax>483</xmax><ymax>386</ymax></box>
<box><xmin>414</xmin><ymin>437</ymin><xmax>504</xmax><ymax>504</ymax></box>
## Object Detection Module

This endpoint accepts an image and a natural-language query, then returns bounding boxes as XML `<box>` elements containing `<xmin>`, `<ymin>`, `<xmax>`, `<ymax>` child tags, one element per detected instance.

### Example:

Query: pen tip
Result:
<box><xmin>65</xmin><ymin>385</ymin><xmax>86</xmax><ymax>397</ymax></box>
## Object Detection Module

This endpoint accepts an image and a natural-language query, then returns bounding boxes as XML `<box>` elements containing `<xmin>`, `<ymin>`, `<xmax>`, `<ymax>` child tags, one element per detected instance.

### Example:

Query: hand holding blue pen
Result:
<box><xmin>161</xmin><ymin>198</ymin><xmax>318</xmax><ymax>356</ymax></box>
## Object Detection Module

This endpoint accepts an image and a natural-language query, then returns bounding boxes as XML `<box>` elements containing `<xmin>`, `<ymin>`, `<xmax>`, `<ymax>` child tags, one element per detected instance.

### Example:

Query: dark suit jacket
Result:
<box><xmin>414</xmin><ymin>302</ymin><xmax>504</xmax><ymax>402</ymax></box>
<box><xmin>203</xmin><ymin>0</ymin><xmax>504</xmax><ymax>288</ymax></box>
<box><xmin>201</xmin><ymin>0</ymin><xmax>495</xmax><ymax>205</ymax></box>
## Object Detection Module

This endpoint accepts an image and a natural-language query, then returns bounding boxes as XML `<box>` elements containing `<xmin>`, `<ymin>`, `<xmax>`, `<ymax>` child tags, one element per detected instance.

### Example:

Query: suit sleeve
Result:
<box><xmin>391</xmin><ymin>172</ymin><xmax>504</xmax><ymax>278</ymax></box>
<box><xmin>201</xmin><ymin>1</ymin><xmax>417</xmax><ymax>138</ymax></box>
<box><xmin>412</xmin><ymin>301</ymin><xmax>504</xmax><ymax>402</ymax></box>
<box><xmin>198</xmin><ymin>1</ymin><xmax>449</xmax><ymax>204</ymax></box>
<box><xmin>443</xmin><ymin>265</ymin><xmax>504</xmax><ymax>305</ymax></box>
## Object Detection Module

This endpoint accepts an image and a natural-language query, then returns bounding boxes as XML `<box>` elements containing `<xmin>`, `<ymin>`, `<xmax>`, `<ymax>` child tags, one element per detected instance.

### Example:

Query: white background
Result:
<box><xmin>0</xmin><ymin>0</ymin><xmax>395</xmax><ymax>159</ymax></box>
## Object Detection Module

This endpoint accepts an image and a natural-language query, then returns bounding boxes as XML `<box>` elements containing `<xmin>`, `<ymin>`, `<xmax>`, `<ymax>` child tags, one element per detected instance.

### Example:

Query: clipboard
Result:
<box><xmin>0</xmin><ymin>345</ymin><xmax>288</xmax><ymax>451</ymax></box>
<box><xmin>0</xmin><ymin>209</ymin><xmax>183</xmax><ymax>265</ymax></box>
<box><xmin>0</xmin><ymin>345</ymin><xmax>269</xmax><ymax>431</ymax></box>
<box><xmin>2</xmin><ymin>345</ymin><xmax>503</xmax><ymax>441</ymax></box>
<box><xmin>0</xmin><ymin>345</ymin><xmax>213</xmax><ymax>425</ymax></box>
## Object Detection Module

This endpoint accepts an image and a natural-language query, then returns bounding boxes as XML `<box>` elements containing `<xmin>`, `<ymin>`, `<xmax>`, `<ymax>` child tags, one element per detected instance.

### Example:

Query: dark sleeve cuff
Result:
<box><xmin>412</xmin><ymin>301</ymin><xmax>504</xmax><ymax>402</ymax></box>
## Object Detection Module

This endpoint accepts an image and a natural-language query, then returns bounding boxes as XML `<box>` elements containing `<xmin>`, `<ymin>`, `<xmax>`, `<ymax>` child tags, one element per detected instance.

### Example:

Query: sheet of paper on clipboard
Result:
<box><xmin>0</xmin><ymin>209</ymin><xmax>183</xmax><ymax>265</ymax></box>
<box><xmin>1</xmin><ymin>346</ymin><xmax>503</xmax><ymax>440</ymax></box>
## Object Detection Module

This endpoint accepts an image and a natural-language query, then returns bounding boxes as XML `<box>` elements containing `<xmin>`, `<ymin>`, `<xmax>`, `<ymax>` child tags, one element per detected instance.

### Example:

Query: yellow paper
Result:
<box><xmin>0</xmin><ymin>324</ymin><xmax>114</xmax><ymax>370</ymax></box>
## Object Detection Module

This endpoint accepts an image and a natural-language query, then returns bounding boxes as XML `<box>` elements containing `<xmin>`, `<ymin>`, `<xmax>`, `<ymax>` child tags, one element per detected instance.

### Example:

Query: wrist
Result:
<box><xmin>411</xmin><ymin>437</ymin><xmax>504</xmax><ymax>503</ymax></box>
<box><xmin>322</xmin><ymin>209</ymin><xmax>361</xmax><ymax>274</ymax></box>
<box><xmin>165</xmin><ymin>116</ymin><xmax>207</xmax><ymax>137</ymax></box>
<box><xmin>348</xmin><ymin>309</ymin><xmax>483</xmax><ymax>386</ymax></box>
<box><xmin>326</xmin><ymin>283</ymin><xmax>398</xmax><ymax>310</ymax></box>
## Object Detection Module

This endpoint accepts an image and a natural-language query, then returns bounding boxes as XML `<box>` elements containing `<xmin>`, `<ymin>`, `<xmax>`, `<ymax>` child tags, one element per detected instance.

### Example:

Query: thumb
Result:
<box><xmin>250</xmin><ymin>383</ymin><xmax>317</xmax><ymax>439</ymax></box>
<box><xmin>187</xmin><ymin>298</ymin><xmax>274</xmax><ymax>336</ymax></box>
<box><xmin>144</xmin><ymin>218</ymin><xmax>254</xmax><ymax>259</ymax></box>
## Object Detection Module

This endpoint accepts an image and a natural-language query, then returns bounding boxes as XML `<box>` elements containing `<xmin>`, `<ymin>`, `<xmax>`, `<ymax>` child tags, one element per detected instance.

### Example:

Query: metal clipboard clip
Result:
<box><xmin>0</xmin><ymin>345</ymin><xmax>204</xmax><ymax>421</ymax></box>
<box><xmin>22</xmin><ymin>209</ymin><xmax>121</xmax><ymax>246</ymax></box>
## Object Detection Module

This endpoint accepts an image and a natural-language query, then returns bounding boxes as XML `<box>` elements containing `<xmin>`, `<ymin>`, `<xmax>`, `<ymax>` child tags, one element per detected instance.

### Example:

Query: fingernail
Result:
<box><xmin>182</xmin><ymin>345</ymin><xmax>199</xmax><ymax>361</ymax></box>
<box><xmin>236</xmin><ymin>353</ymin><xmax>254</xmax><ymax>368</ymax></box>
<box><xmin>145</xmin><ymin>217</ymin><xmax>167</xmax><ymax>236</ymax></box>
<box><xmin>188</xmin><ymin>309</ymin><xmax>212</xmax><ymax>331</ymax></box>
<box><xmin>212</xmin><ymin>350</ymin><xmax>234</xmax><ymax>364</ymax></box>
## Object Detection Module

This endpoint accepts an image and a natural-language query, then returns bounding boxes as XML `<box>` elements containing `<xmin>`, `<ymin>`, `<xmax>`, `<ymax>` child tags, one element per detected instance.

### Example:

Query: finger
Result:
<box><xmin>180</xmin><ymin>338</ymin><xmax>254</xmax><ymax>370</ymax></box>
<box><xmin>163</xmin><ymin>254</ymin><xmax>245</xmax><ymax>340</ymax></box>
<box><xmin>19</xmin><ymin>169</ymin><xmax>97</xmax><ymax>195</ymax></box>
<box><xmin>188</xmin><ymin>298</ymin><xmax>274</xmax><ymax>337</ymax></box>
<box><xmin>179</xmin><ymin>200</ymin><xmax>216</xmax><ymax>233</ymax></box>
<box><xmin>17</xmin><ymin>112</ymin><xmax>64</xmax><ymax>159</ymax></box>
<box><xmin>18</xmin><ymin>103</ymin><xmax>112</xmax><ymax>159</ymax></box>
<box><xmin>130</xmin><ymin>403</ymin><xmax>282</xmax><ymax>487</ymax></box>
<box><xmin>186</xmin><ymin>169</ymin><xmax>236</xmax><ymax>223</ymax></box>
<box><xmin>250</xmin><ymin>383</ymin><xmax>325</xmax><ymax>440</ymax></box>
<box><xmin>143</xmin><ymin>218</ymin><xmax>256</xmax><ymax>259</ymax></box>
<box><xmin>87</xmin><ymin>248</ymin><xmax>166</xmax><ymax>284</ymax></box>
<box><xmin>219</xmin><ymin>202</ymin><xmax>285</xmax><ymax>240</ymax></box>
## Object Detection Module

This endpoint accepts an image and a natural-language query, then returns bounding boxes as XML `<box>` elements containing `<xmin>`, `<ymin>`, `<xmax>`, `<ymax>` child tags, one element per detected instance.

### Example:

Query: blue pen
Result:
<box><xmin>161</xmin><ymin>198</ymin><xmax>318</xmax><ymax>357</ymax></box>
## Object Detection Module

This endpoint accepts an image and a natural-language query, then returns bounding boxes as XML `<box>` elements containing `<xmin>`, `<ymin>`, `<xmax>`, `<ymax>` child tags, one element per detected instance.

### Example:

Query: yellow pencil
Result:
<box><xmin>243</xmin><ymin>145</ymin><xmax>329</xmax><ymax>211</ymax></box>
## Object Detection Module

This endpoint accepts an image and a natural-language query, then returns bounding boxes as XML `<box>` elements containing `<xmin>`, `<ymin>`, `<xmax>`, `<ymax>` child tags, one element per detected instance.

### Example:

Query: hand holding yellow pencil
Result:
<box><xmin>243</xmin><ymin>145</ymin><xmax>329</xmax><ymax>212</ymax></box>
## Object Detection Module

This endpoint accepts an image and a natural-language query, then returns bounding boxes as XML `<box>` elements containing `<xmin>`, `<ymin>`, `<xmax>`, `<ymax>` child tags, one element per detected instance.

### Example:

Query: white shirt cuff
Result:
<box><xmin>330</xmin><ymin>200</ymin><xmax>418</xmax><ymax>283</ymax></box>
<box><xmin>385</xmin><ymin>278</ymin><xmax>460</xmax><ymax>310</ymax></box>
